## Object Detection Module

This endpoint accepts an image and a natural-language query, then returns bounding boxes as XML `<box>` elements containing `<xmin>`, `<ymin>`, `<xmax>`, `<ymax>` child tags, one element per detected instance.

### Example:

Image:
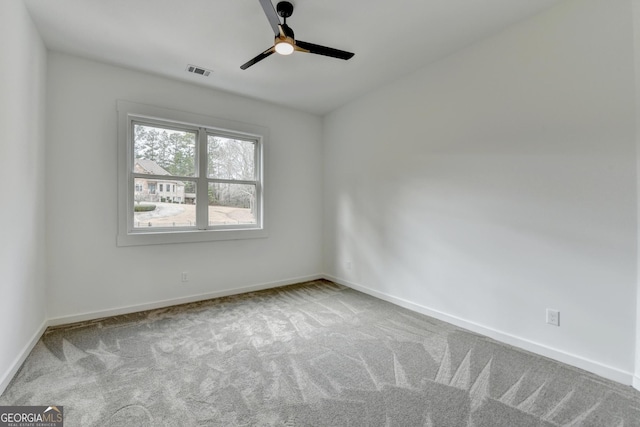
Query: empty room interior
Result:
<box><xmin>3</xmin><ymin>0</ymin><xmax>640</xmax><ymax>424</ymax></box>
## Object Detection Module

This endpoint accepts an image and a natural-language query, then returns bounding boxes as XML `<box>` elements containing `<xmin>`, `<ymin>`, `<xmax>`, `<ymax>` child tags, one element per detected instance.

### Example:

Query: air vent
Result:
<box><xmin>186</xmin><ymin>64</ymin><xmax>212</xmax><ymax>77</ymax></box>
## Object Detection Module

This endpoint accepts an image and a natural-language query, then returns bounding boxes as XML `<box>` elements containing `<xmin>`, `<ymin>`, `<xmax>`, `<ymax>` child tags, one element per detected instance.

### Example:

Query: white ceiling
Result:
<box><xmin>24</xmin><ymin>0</ymin><xmax>563</xmax><ymax>115</ymax></box>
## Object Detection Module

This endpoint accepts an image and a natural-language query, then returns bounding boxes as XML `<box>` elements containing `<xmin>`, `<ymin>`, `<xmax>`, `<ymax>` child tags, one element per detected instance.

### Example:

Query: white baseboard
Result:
<box><xmin>325</xmin><ymin>274</ymin><xmax>635</xmax><ymax>386</ymax></box>
<box><xmin>48</xmin><ymin>274</ymin><xmax>324</xmax><ymax>327</ymax></box>
<box><xmin>0</xmin><ymin>319</ymin><xmax>48</xmax><ymax>396</ymax></box>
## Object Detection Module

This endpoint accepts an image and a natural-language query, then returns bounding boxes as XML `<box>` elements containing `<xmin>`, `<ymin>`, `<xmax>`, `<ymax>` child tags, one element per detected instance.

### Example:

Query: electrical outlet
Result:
<box><xmin>546</xmin><ymin>309</ymin><xmax>560</xmax><ymax>326</ymax></box>
<box><xmin>345</xmin><ymin>261</ymin><xmax>352</xmax><ymax>271</ymax></box>
<box><xmin>181</xmin><ymin>271</ymin><xmax>189</xmax><ymax>282</ymax></box>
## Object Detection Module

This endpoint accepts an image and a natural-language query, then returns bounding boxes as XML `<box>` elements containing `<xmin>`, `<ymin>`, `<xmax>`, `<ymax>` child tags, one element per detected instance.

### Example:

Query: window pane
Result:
<box><xmin>134</xmin><ymin>124</ymin><xmax>196</xmax><ymax>177</ymax></box>
<box><xmin>208</xmin><ymin>183</ymin><xmax>256</xmax><ymax>226</ymax></box>
<box><xmin>207</xmin><ymin>136</ymin><xmax>255</xmax><ymax>180</ymax></box>
<box><xmin>134</xmin><ymin>178</ymin><xmax>196</xmax><ymax>228</ymax></box>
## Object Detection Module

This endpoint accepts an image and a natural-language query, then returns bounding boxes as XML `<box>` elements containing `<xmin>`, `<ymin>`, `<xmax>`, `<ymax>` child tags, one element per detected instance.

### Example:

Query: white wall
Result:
<box><xmin>633</xmin><ymin>0</ymin><xmax>640</xmax><ymax>391</ymax></box>
<box><xmin>45</xmin><ymin>53</ymin><xmax>323</xmax><ymax>320</ymax></box>
<box><xmin>323</xmin><ymin>0</ymin><xmax>637</xmax><ymax>383</ymax></box>
<box><xmin>0</xmin><ymin>1</ymin><xmax>48</xmax><ymax>391</ymax></box>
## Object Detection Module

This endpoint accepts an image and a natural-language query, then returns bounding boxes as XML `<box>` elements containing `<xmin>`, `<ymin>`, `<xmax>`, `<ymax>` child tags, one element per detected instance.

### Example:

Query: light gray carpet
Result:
<box><xmin>1</xmin><ymin>280</ymin><xmax>639</xmax><ymax>426</ymax></box>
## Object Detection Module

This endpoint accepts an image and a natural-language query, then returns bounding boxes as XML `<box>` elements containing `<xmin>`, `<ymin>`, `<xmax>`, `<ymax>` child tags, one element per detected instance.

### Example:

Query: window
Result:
<box><xmin>117</xmin><ymin>101</ymin><xmax>267</xmax><ymax>246</ymax></box>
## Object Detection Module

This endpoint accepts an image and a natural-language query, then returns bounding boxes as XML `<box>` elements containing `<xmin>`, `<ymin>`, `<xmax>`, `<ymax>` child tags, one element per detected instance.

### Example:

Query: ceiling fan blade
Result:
<box><xmin>240</xmin><ymin>46</ymin><xmax>275</xmax><ymax>70</ymax></box>
<box><xmin>259</xmin><ymin>0</ymin><xmax>281</xmax><ymax>36</ymax></box>
<box><xmin>295</xmin><ymin>40</ymin><xmax>354</xmax><ymax>60</ymax></box>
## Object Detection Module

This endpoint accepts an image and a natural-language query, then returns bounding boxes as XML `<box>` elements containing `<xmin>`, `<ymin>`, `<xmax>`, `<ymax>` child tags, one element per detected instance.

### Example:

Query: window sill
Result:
<box><xmin>117</xmin><ymin>227</ymin><xmax>268</xmax><ymax>246</ymax></box>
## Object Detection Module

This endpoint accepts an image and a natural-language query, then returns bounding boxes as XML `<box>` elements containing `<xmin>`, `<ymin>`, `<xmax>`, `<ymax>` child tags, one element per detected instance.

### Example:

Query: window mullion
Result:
<box><xmin>132</xmin><ymin>173</ymin><xmax>196</xmax><ymax>182</ymax></box>
<box><xmin>196</xmin><ymin>128</ymin><xmax>209</xmax><ymax>229</ymax></box>
<box><xmin>207</xmin><ymin>178</ymin><xmax>257</xmax><ymax>186</ymax></box>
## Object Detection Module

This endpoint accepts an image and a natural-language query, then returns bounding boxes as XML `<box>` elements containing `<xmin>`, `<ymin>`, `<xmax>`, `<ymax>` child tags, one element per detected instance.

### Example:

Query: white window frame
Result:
<box><xmin>117</xmin><ymin>100</ymin><xmax>268</xmax><ymax>246</ymax></box>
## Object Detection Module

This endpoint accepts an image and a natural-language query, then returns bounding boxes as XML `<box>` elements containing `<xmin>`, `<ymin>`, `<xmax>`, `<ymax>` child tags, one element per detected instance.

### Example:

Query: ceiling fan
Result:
<box><xmin>240</xmin><ymin>0</ymin><xmax>355</xmax><ymax>70</ymax></box>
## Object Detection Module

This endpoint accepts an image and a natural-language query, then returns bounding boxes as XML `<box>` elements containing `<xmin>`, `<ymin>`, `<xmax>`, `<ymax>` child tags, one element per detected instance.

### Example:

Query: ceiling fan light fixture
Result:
<box><xmin>275</xmin><ymin>39</ymin><xmax>294</xmax><ymax>55</ymax></box>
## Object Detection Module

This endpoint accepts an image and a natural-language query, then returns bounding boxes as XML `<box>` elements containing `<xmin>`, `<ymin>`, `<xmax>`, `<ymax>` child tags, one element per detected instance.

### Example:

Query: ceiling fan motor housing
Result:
<box><xmin>280</xmin><ymin>23</ymin><xmax>294</xmax><ymax>39</ymax></box>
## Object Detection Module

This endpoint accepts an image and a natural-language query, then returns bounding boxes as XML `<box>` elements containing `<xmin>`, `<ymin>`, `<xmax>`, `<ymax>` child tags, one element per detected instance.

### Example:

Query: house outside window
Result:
<box><xmin>117</xmin><ymin>101</ymin><xmax>267</xmax><ymax>246</ymax></box>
